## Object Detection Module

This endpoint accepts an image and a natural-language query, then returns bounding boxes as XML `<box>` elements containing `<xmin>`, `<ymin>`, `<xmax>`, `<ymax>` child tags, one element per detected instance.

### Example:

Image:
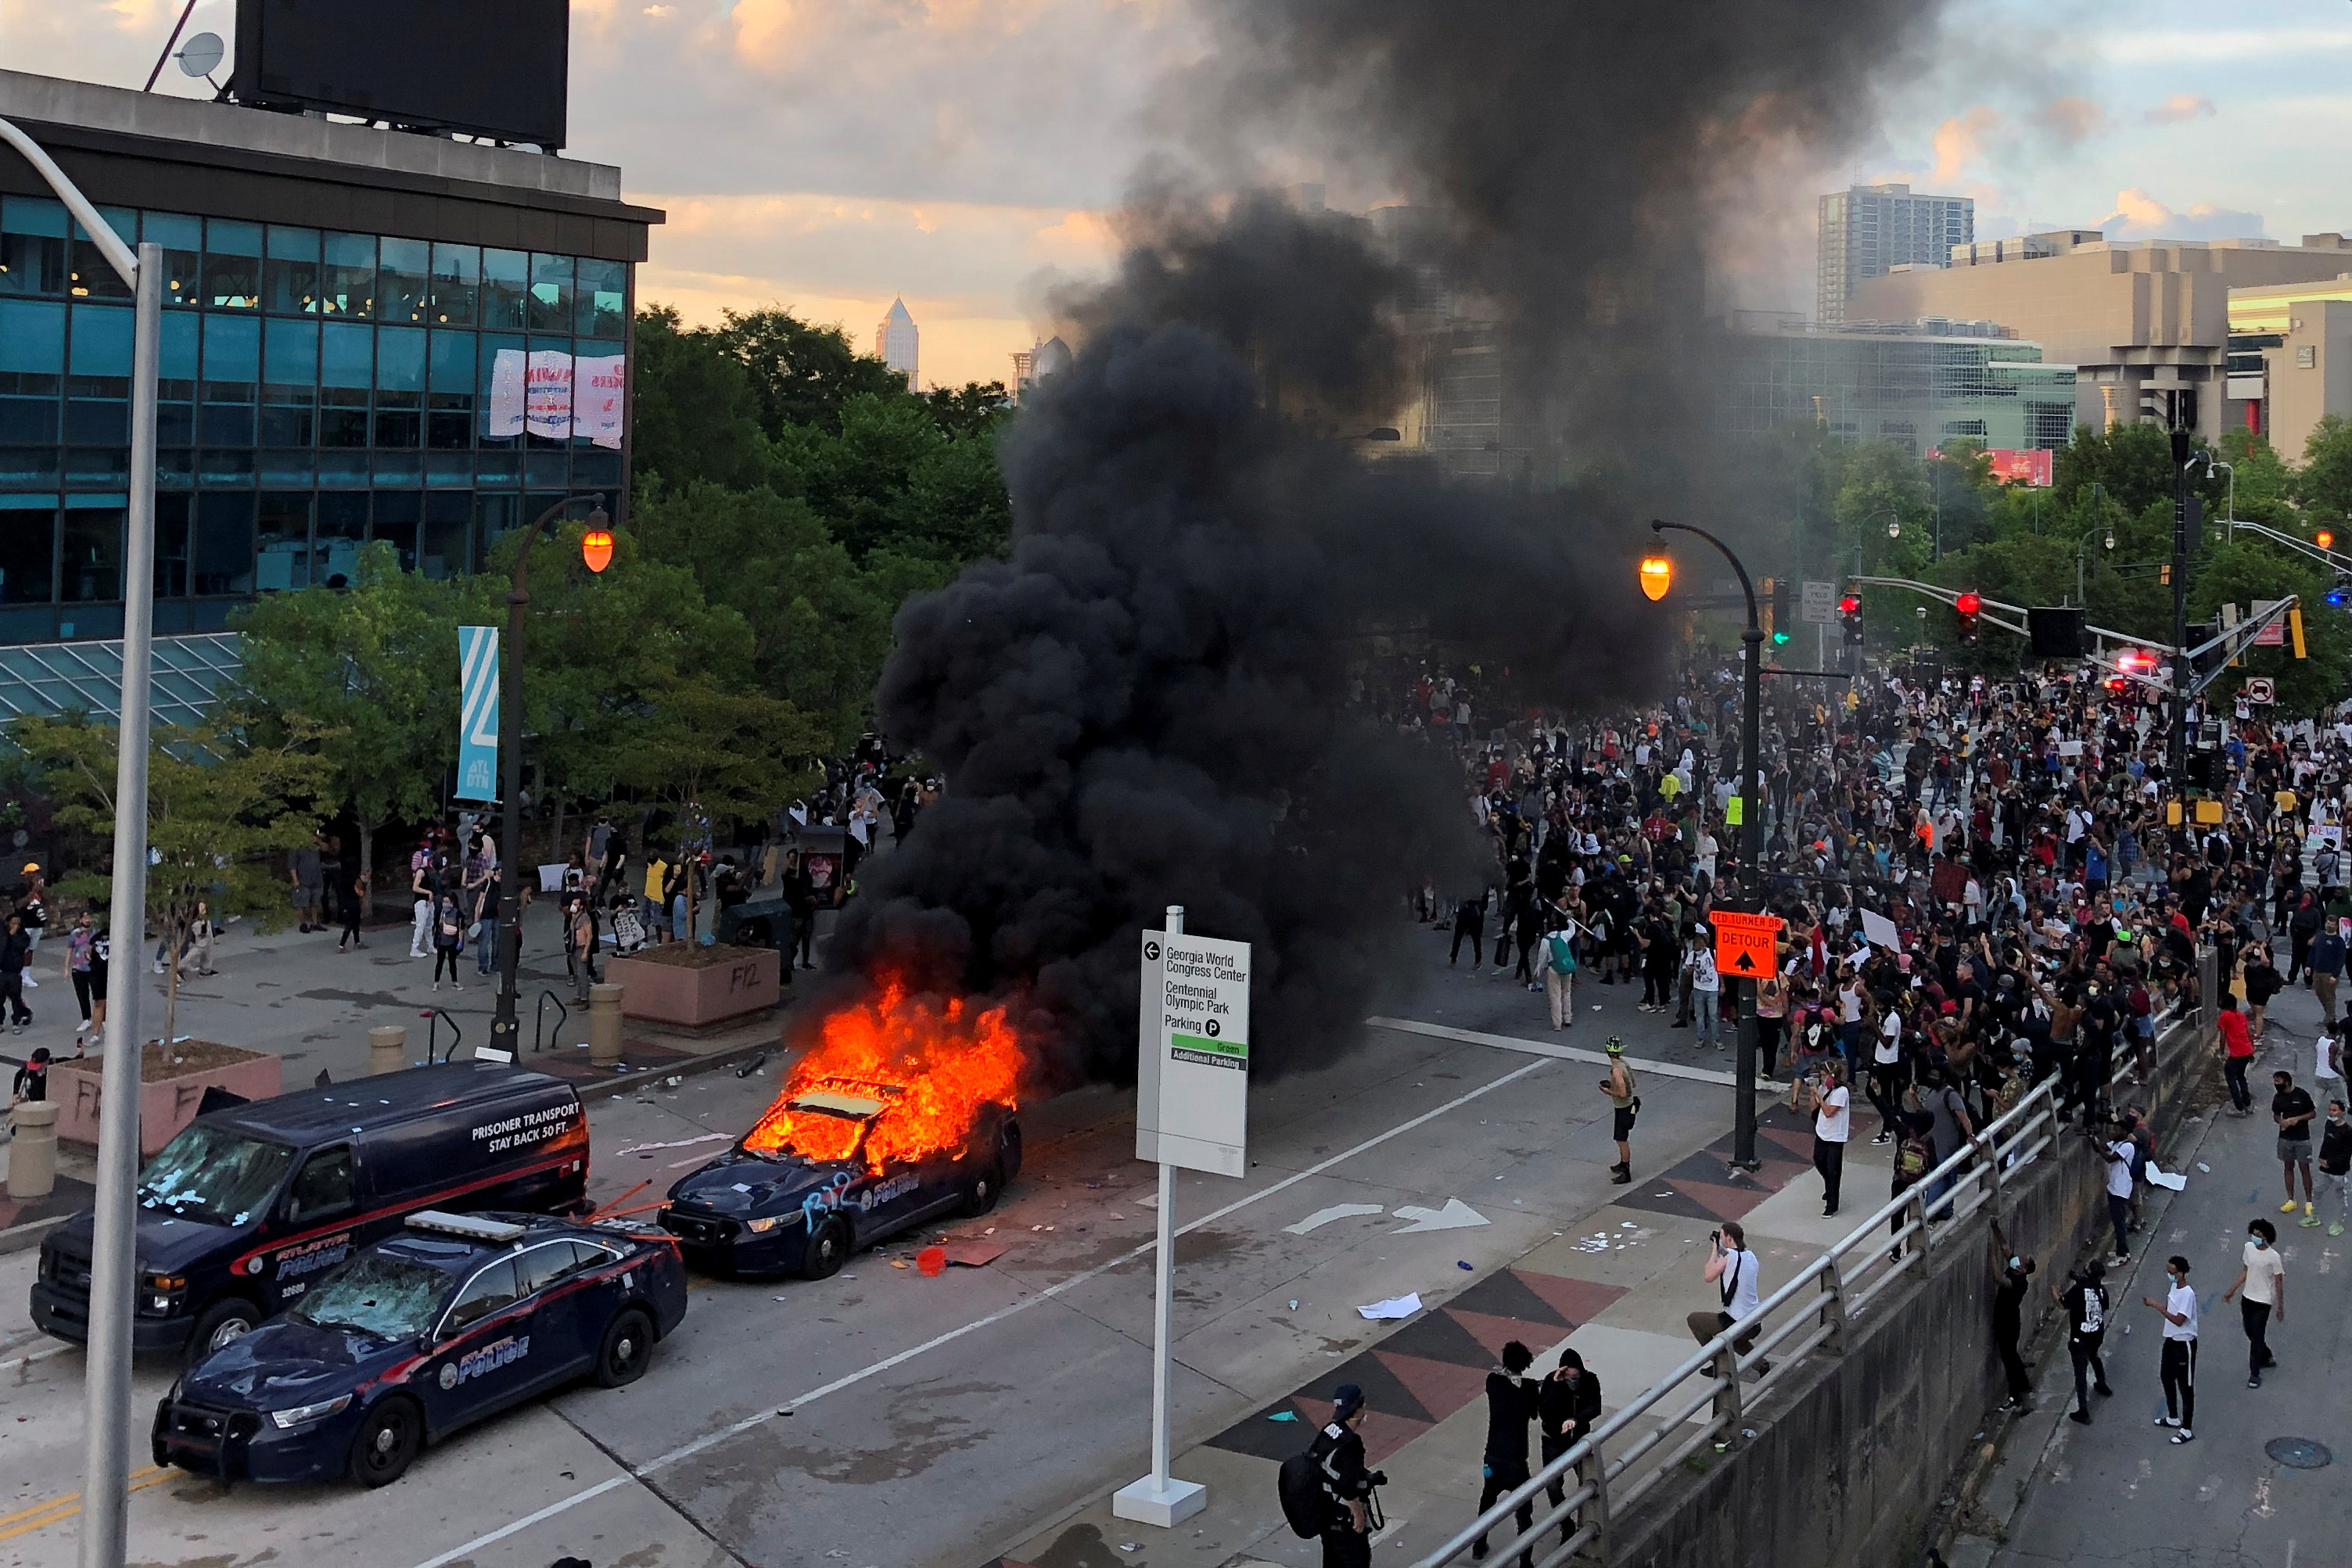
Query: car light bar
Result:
<box><xmin>406</xmin><ymin>1210</ymin><xmax>527</xmax><ymax>1243</ymax></box>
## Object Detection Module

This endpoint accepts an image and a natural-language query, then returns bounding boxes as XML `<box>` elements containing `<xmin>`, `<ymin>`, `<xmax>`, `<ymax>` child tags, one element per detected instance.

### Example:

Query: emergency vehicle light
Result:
<box><xmin>406</xmin><ymin>1210</ymin><xmax>528</xmax><ymax>1243</ymax></box>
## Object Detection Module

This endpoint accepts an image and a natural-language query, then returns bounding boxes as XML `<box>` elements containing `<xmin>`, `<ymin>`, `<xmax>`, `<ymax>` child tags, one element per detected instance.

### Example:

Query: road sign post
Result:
<box><xmin>1115</xmin><ymin>906</ymin><xmax>1251</xmax><ymax>1528</ymax></box>
<box><xmin>1800</xmin><ymin>580</ymin><xmax>1836</xmax><ymax>624</ymax></box>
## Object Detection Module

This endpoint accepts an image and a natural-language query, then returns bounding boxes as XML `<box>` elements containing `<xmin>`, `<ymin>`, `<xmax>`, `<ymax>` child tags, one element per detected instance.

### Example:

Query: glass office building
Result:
<box><xmin>1721</xmin><ymin>318</ymin><xmax>2077</xmax><ymax>457</ymax></box>
<box><xmin>0</xmin><ymin>71</ymin><xmax>661</xmax><ymax>648</ymax></box>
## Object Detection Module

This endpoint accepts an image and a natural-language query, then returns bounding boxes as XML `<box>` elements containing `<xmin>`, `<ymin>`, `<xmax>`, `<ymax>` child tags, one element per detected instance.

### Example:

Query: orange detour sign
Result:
<box><xmin>1711</xmin><ymin>910</ymin><xmax>1784</xmax><ymax>982</ymax></box>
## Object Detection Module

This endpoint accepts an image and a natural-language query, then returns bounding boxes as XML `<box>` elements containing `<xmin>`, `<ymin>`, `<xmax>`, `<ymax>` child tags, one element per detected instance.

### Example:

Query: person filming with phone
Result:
<box><xmin>1687</xmin><ymin>1219</ymin><xmax>1769</xmax><ymax>1376</ymax></box>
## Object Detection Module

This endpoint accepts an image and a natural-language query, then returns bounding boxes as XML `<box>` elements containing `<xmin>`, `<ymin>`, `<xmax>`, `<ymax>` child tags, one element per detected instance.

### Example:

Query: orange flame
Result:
<box><xmin>744</xmin><ymin>974</ymin><xmax>1025</xmax><ymax>1171</ymax></box>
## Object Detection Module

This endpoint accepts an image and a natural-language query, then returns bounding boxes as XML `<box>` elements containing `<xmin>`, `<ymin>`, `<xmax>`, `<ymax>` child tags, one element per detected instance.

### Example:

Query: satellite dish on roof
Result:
<box><xmin>176</xmin><ymin>32</ymin><xmax>224</xmax><ymax>78</ymax></box>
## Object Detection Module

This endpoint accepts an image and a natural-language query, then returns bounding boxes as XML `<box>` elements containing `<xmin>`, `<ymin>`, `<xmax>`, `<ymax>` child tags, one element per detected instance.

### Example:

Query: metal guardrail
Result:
<box><xmin>1407</xmin><ymin>1006</ymin><xmax>2196</xmax><ymax>1568</ymax></box>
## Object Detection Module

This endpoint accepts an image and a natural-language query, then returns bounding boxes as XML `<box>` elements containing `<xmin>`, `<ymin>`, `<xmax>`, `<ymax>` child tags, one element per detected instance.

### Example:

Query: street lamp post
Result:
<box><xmin>1</xmin><ymin>114</ymin><xmax>160</xmax><ymax>1568</ymax></box>
<box><xmin>487</xmin><ymin>497</ymin><xmax>610</xmax><ymax>1062</ymax></box>
<box><xmin>2074</xmin><ymin>524</ymin><xmax>2115</xmax><ymax>605</ymax></box>
<box><xmin>1648</xmin><ymin>519</ymin><xmax>1763</xmax><ymax>1171</ymax></box>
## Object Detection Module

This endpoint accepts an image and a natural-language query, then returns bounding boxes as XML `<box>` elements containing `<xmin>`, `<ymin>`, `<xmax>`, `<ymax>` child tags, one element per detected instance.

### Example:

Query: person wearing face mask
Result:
<box><xmin>1536</xmin><ymin>1349</ymin><xmax>1603</xmax><ymax>1543</ymax></box>
<box><xmin>1988</xmin><ymin>1221</ymin><xmax>2037</xmax><ymax>1411</ymax></box>
<box><xmin>2221</xmin><ymin>1218</ymin><xmax>2286</xmax><ymax>1388</ymax></box>
<box><xmin>2141</xmin><ymin>1254</ymin><xmax>2198</xmax><ymax>1444</ymax></box>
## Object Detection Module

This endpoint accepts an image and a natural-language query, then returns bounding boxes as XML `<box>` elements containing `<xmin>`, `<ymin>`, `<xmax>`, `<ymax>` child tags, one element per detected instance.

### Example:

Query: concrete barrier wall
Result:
<box><xmin>1614</xmin><ymin>1005</ymin><xmax>2216</xmax><ymax>1568</ymax></box>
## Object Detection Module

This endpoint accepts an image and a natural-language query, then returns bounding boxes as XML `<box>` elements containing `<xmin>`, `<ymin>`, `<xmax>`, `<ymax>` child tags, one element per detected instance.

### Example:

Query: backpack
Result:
<box><xmin>1277</xmin><ymin>1426</ymin><xmax>1342</xmax><ymax>1539</ymax></box>
<box><xmin>1546</xmin><ymin>934</ymin><xmax>1578</xmax><ymax>975</ymax></box>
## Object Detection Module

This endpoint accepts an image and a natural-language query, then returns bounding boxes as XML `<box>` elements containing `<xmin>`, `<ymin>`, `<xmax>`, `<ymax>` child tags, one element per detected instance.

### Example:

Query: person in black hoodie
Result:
<box><xmin>1538</xmin><ymin>1347</ymin><xmax>1603</xmax><ymax>1543</ymax></box>
<box><xmin>1470</xmin><ymin>1340</ymin><xmax>1539</xmax><ymax>1565</ymax></box>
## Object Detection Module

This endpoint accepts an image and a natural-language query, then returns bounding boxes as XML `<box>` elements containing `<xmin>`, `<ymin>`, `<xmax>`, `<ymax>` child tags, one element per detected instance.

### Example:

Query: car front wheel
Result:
<box><xmin>185</xmin><ymin>1298</ymin><xmax>260</xmax><ymax>1367</ymax></box>
<box><xmin>960</xmin><ymin>1161</ymin><xmax>1003</xmax><ymax>1217</ymax></box>
<box><xmin>347</xmin><ymin>1398</ymin><xmax>422</xmax><ymax>1488</ymax></box>
<box><xmin>594</xmin><ymin>1308</ymin><xmax>655</xmax><ymax>1387</ymax></box>
<box><xmin>800</xmin><ymin>1217</ymin><xmax>849</xmax><ymax>1279</ymax></box>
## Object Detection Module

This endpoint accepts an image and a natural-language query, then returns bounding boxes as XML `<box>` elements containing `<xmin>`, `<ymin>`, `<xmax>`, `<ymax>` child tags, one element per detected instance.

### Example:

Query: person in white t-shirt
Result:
<box><xmin>1796</xmin><ymin>1060</ymin><xmax>1851</xmax><ymax>1216</ymax></box>
<box><xmin>1689</xmin><ymin>1221</ymin><xmax>1768</xmax><ymax>1374</ymax></box>
<box><xmin>2142</xmin><ymin>1254</ymin><xmax>2199</xmax><ymax>1442</ymax></box>
<box><xmin>1691</xmin><ymin>942</ymin><xmax>1721</xmax><ymax>1050</ymax></box>
<box><xmin>2223</xmin><ymin>1219</ymin><xmax>2286</xmax><ymax>1387</ymax></box>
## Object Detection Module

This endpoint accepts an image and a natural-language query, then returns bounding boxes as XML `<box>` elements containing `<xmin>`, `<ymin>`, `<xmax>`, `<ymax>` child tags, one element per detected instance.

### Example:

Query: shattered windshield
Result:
<box><xmin>290</xmin><ymin>1253</ymin><xmax>452</xmax><ymax>1341</ymax></box>
<box><xmin>138</xmin><ymin>1125</ymin><xmax>296</xmax><ymax>1226</ymax></box>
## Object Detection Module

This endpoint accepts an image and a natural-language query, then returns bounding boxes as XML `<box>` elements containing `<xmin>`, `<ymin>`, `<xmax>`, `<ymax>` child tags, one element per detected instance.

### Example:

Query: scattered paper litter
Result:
<box><xmin>1620</xmin><ymin>1221</ymin><xmax>1636</xmax><ymax>1229</ymax></box>
<box><xmin>2146</xmin><ymin>1164</ymin><xmax>2188</xmax><ymax>1191</ymax></box>
<box><xmin>2196</xmin><ymin>1162</ymin><xmax>2212</xmax><ymax>1173</ymax></box>
<box><xmin>1268</xmin><ymin>1409</ymin><xmax>1299</xmax><ymax>1422</ymax></box>
<box><xmin>1357</xmin><ymin>1293</ymin><xmax>1423</xmax><ymax>1321</ymax></box>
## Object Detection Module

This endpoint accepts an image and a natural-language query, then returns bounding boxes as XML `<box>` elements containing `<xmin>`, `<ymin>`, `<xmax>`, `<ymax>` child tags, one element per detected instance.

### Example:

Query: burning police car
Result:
<box><xmin>660</xmin><ymin>1082</ymin><xmax>1022</xmax><ymax>1279</ymax></box>
<box><xmin>151</xmin><ymin>1209</ymin><xmax>686</xmax><ymax>1487</ymax></box>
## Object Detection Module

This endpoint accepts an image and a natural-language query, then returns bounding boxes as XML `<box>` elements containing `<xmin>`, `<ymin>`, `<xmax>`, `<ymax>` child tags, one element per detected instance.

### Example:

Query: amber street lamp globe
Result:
<box><xmin>1638</xmin><ymin>554</ymin><xmax>1673</xmax><ymax>601</ymax></box>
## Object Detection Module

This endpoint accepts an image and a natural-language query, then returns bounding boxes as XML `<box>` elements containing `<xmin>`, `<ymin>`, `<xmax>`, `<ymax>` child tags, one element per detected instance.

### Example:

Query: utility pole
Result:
<box><xmin>2168</xmin><ymin>429</ymin><xmax>2196</xmax><ymax>789</ymax></box>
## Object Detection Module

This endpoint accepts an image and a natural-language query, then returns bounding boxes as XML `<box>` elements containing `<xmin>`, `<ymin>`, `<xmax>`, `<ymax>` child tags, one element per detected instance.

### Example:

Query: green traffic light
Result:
<box><xmin>1772</xmin><ymin>631</ymin><xmax>1790</xmax><ymax>644</ymax></box>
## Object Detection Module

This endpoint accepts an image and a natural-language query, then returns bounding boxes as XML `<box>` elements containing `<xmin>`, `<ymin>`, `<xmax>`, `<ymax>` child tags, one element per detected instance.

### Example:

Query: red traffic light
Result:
<box><xmin>1955</xmin><ymin>591</ymin><xmax>1981</xmax><ymax>615</ymax></box>
<box><xmin>1837</xmin><ymin>594</ymin><xmax>1860</xmax><ymax>615</ymax></box>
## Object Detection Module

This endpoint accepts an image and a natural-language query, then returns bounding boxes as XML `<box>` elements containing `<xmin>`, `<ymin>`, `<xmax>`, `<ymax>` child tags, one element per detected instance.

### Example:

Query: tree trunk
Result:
<box><xmin>357</xmin><ymin>819</ymin><xmax>377</xmax><ymax>921</ymax></box>
<box><xmin>550</xmin><ymin>793</ymin><xmax>568</xmax><ymax>880</ymax></box>
<box><xmin>160</xmin><ymin>909</ymin><xmax>183</xmax><ymax>1049</ymax></box>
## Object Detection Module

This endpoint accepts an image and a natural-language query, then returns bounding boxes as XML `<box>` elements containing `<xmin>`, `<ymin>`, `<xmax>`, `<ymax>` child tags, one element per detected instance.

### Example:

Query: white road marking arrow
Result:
<box><xmin>1391</xmin><ymin>1198</ymin><xmax>1491</xmax><ymax>1233</ymax></box>
<box><xmin>1284</xmin><ymin>1202</ymin><xmax>1387</xmax><ymax>1235</ymax></box>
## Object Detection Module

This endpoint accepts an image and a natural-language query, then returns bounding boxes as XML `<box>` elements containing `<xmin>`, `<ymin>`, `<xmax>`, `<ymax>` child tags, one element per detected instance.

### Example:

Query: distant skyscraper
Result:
<box><xmin>1817</xmin><ymin>184</ymin><xmax>1974</xmax><ymax>323</ymax></box>
<box><xmin>1011</xmin><ymin>335</ymin><xmax>1071</xmax><ymax>402</ymax></box>
<box><xmin>875</xmin><ymin>296</ymin><xmax>918</xmax><ymax>386</ymax></box>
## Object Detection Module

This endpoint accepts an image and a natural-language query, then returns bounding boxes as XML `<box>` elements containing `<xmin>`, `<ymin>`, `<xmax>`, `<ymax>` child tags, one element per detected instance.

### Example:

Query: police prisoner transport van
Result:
<box><xmin>31</xmin><ymin>1063</ymin><xmax>588</xmax><ymax>1362</ymax></box>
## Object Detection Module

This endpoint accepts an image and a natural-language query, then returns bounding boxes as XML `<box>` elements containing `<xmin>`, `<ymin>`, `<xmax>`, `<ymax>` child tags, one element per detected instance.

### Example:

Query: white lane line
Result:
<box><xmin>406</xmin><ymin>1053</ymin><xmax>1554</xmax><ymax>1568</ymax></box>
<box><xmin>1367</xmin><ymin>1016</ymin><xmax>1768</xmax><ymax>1089</ymax></box>
<box><xmin>0</xmin><ymin>1343</ymin><xmax>72</xmax><ymax>1376</ymax></box>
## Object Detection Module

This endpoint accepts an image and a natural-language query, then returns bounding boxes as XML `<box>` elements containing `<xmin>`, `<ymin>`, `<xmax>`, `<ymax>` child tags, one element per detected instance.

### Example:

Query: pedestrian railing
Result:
<box><xmin>533</xmin><ymin>989</ymin><xmax>569</xmax><ymax>1055</ymax></box>
<box><xmin>421</xmin><ymin>1006</ymin><xmax>463</xmax><ymax>1064</ymax></box>
<box><xmin>1406</xmin><ymin>1006</ymin><xmax>2195</xmax><ymax>1568</ymax></box>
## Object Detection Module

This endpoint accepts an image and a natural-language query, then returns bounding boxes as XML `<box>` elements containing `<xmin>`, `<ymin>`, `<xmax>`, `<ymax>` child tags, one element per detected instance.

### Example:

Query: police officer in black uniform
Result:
<box><xmin>1314</xmin><ymin>1383</ymin><xmax>1377</xmax><ymax>1567</ymax></box>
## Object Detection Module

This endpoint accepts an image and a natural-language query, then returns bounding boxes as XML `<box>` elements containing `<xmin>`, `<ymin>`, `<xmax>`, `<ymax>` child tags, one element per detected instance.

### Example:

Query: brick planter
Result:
<box><xmin>52</xmin><ymin>1040</ymin><xmax>283</xmax><ymax>1157</ymax></box>
<box><xmin>607</xmin><ymin>943</ymin><xmax>780</xmax><ymax>1028</ymax></box>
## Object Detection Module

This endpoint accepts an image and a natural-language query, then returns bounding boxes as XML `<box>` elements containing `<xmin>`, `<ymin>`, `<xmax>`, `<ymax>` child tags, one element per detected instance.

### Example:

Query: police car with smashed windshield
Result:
<box><xmin>151</xmin><ymin>1209</ymin><xmax>685</xmax><ymax>1487</ymax></box>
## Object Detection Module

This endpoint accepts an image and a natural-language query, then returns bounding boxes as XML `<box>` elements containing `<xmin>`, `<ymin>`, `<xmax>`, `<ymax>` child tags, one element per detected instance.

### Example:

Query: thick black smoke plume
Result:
<box><xmin>819</xmin><ymin>4</ymin><xmax>1946</xmax><ymax>1084</ymax></box>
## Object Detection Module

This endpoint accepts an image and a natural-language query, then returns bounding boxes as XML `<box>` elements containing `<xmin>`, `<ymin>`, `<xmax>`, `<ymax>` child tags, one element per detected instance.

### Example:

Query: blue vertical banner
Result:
<box><xmin>456</xmin><ymin>625</ymin><xmax>500</xmax><ymax>802</ymax></box>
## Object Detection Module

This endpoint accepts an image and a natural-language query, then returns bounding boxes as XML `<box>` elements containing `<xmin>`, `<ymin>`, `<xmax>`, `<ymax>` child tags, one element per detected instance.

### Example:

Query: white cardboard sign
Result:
<box><xmin>1136</xmin><ymin>929</ymin><xmax>1251</xmax><ymax>1177</ymax></box>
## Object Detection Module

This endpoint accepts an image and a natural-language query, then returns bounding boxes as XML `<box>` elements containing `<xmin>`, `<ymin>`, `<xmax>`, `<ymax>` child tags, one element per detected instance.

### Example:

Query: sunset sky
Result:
<box><xmin>9</xmin><ymin>0</ymin><xmax>2348</xmax><ymax>388</ymax></box>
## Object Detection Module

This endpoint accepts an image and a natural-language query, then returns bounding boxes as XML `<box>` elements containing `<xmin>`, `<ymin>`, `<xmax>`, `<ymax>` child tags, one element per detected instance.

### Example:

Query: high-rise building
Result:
<box><xmin>1850</xmin><ymin>230</ymin><xmax>2352</xmax><ymax>439</ymax></box>
<box><xmin>1817</xmin><ymin>184</ymin><xmax>1974</xmax><ymax>323</ymax></box>
<box><xmin>2226</xmin><ymin>274</ymin><xmax>2352</xmax><ymax>457</ymax></box>
<box><xmin>1011</xmin><ymin>336</ymin><xmax>1069</xmax><ymax>403</ymax></box>
<box><xmin>875</xmin><ymin>296</ymin><xmax>918</xmax><ymax>387</ymax></box>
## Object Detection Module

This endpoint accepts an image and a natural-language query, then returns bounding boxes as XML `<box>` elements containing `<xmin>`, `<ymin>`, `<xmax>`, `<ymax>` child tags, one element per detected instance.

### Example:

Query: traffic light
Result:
<box><xmin>1955</xmin><ymin>590</ymin><xmax>1980</xmax><ymax>644</ymax></box>
<box><xmin>1768</xmin><ymin>576</ymin><xmax>1793</xmax><ymax>646</ymax></box>
<box><xmin>2186</xmin><ymin>620</ymin><xmax>2220</xmax><ymax>675</ymax></box>
<box><xmin>1839</xmin><ymin>592</ymin><xmax>1864</xmax><ymax>647</ymax></box>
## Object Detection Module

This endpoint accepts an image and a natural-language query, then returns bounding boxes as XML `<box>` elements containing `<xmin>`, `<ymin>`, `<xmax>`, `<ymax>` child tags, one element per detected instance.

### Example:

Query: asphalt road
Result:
<box><xmin>0</xmin><ymin>927</ymin><xmax>1755</xmax><ymax>1568</ymax></box>
<box><xmin>1988</xmin><ymin>972</ymin><xmax>2350</xmax><ymax>1568</ymax></box>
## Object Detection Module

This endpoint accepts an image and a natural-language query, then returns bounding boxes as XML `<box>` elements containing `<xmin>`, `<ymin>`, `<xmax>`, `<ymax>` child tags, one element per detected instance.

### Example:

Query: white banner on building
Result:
<box><xmin>487</xmin><ymin>348</ymin><xmax>626</xmax><ymax>449</ymax></box>
<box><xmin>572</xmin><ymin>354</ymin><xmax>627</xmax><ymax>450</ymax></box>
<box><xmin>488</xmin><ymin>349</ymin><xmax>527</xmax><ymax>438</ymax></box>
<box><xmin>525</xmin><ymin>350</ymin><xmax>573</xmax><ymax>440</ymax></box>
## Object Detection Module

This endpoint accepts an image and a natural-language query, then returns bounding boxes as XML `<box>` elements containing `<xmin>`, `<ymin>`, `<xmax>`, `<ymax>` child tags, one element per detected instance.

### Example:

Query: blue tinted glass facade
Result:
<box><xmin>0</xmin><ymin>195</ymin><xmax>630</xmax><ymax>642</ymax></box>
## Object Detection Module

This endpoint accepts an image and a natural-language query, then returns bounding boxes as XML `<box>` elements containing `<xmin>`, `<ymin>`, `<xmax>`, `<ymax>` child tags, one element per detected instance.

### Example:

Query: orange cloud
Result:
<box><xmin>1929</xmin><ymin>107</ymin><xmax>2002</xmax><ymax>185</ymax></box>
<box><xmin>2144</xmin><ymin>93</ymin><xmax>2217</xmax><ymax>125</ymax></box>
<box><xmin>2036</xmin><ymin>96</ymin><xmax>2106</xmax><ymax>145</ymax></box>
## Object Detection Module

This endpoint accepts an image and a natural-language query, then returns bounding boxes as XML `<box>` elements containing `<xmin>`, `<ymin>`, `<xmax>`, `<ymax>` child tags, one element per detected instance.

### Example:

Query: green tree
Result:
<box><xmin>2054</xmin><ymin>422</ymin><xmax>2176</xmax><ymax>516</ymax></box>
<box><xmin>630</xmin><ymin>306</ymin><xmax>771</xmax><ymax>492</ymax></box>
<box><xmin>2300</xmin><ymin>414</ymin><xmax>2352</xmax><ymax>522</ymax></box>
<box><xmin>13</xmin><ymin>709</ymin><xmax>327</xmax><ymax>1045</ymax></box>
<box><xmin>232</xmin><ymin>541</ymin><xmax>490</xmax><ymax>887</ymax></box>
<box><xmin>2217</xmin><ymin>427</ymin><xmax>2294</xmax><ymax>525</ymax></box>
<box><xmin>716</xmin><ymin>307</ymin><xmax>912</xmax><ymax>436</ymax></box>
